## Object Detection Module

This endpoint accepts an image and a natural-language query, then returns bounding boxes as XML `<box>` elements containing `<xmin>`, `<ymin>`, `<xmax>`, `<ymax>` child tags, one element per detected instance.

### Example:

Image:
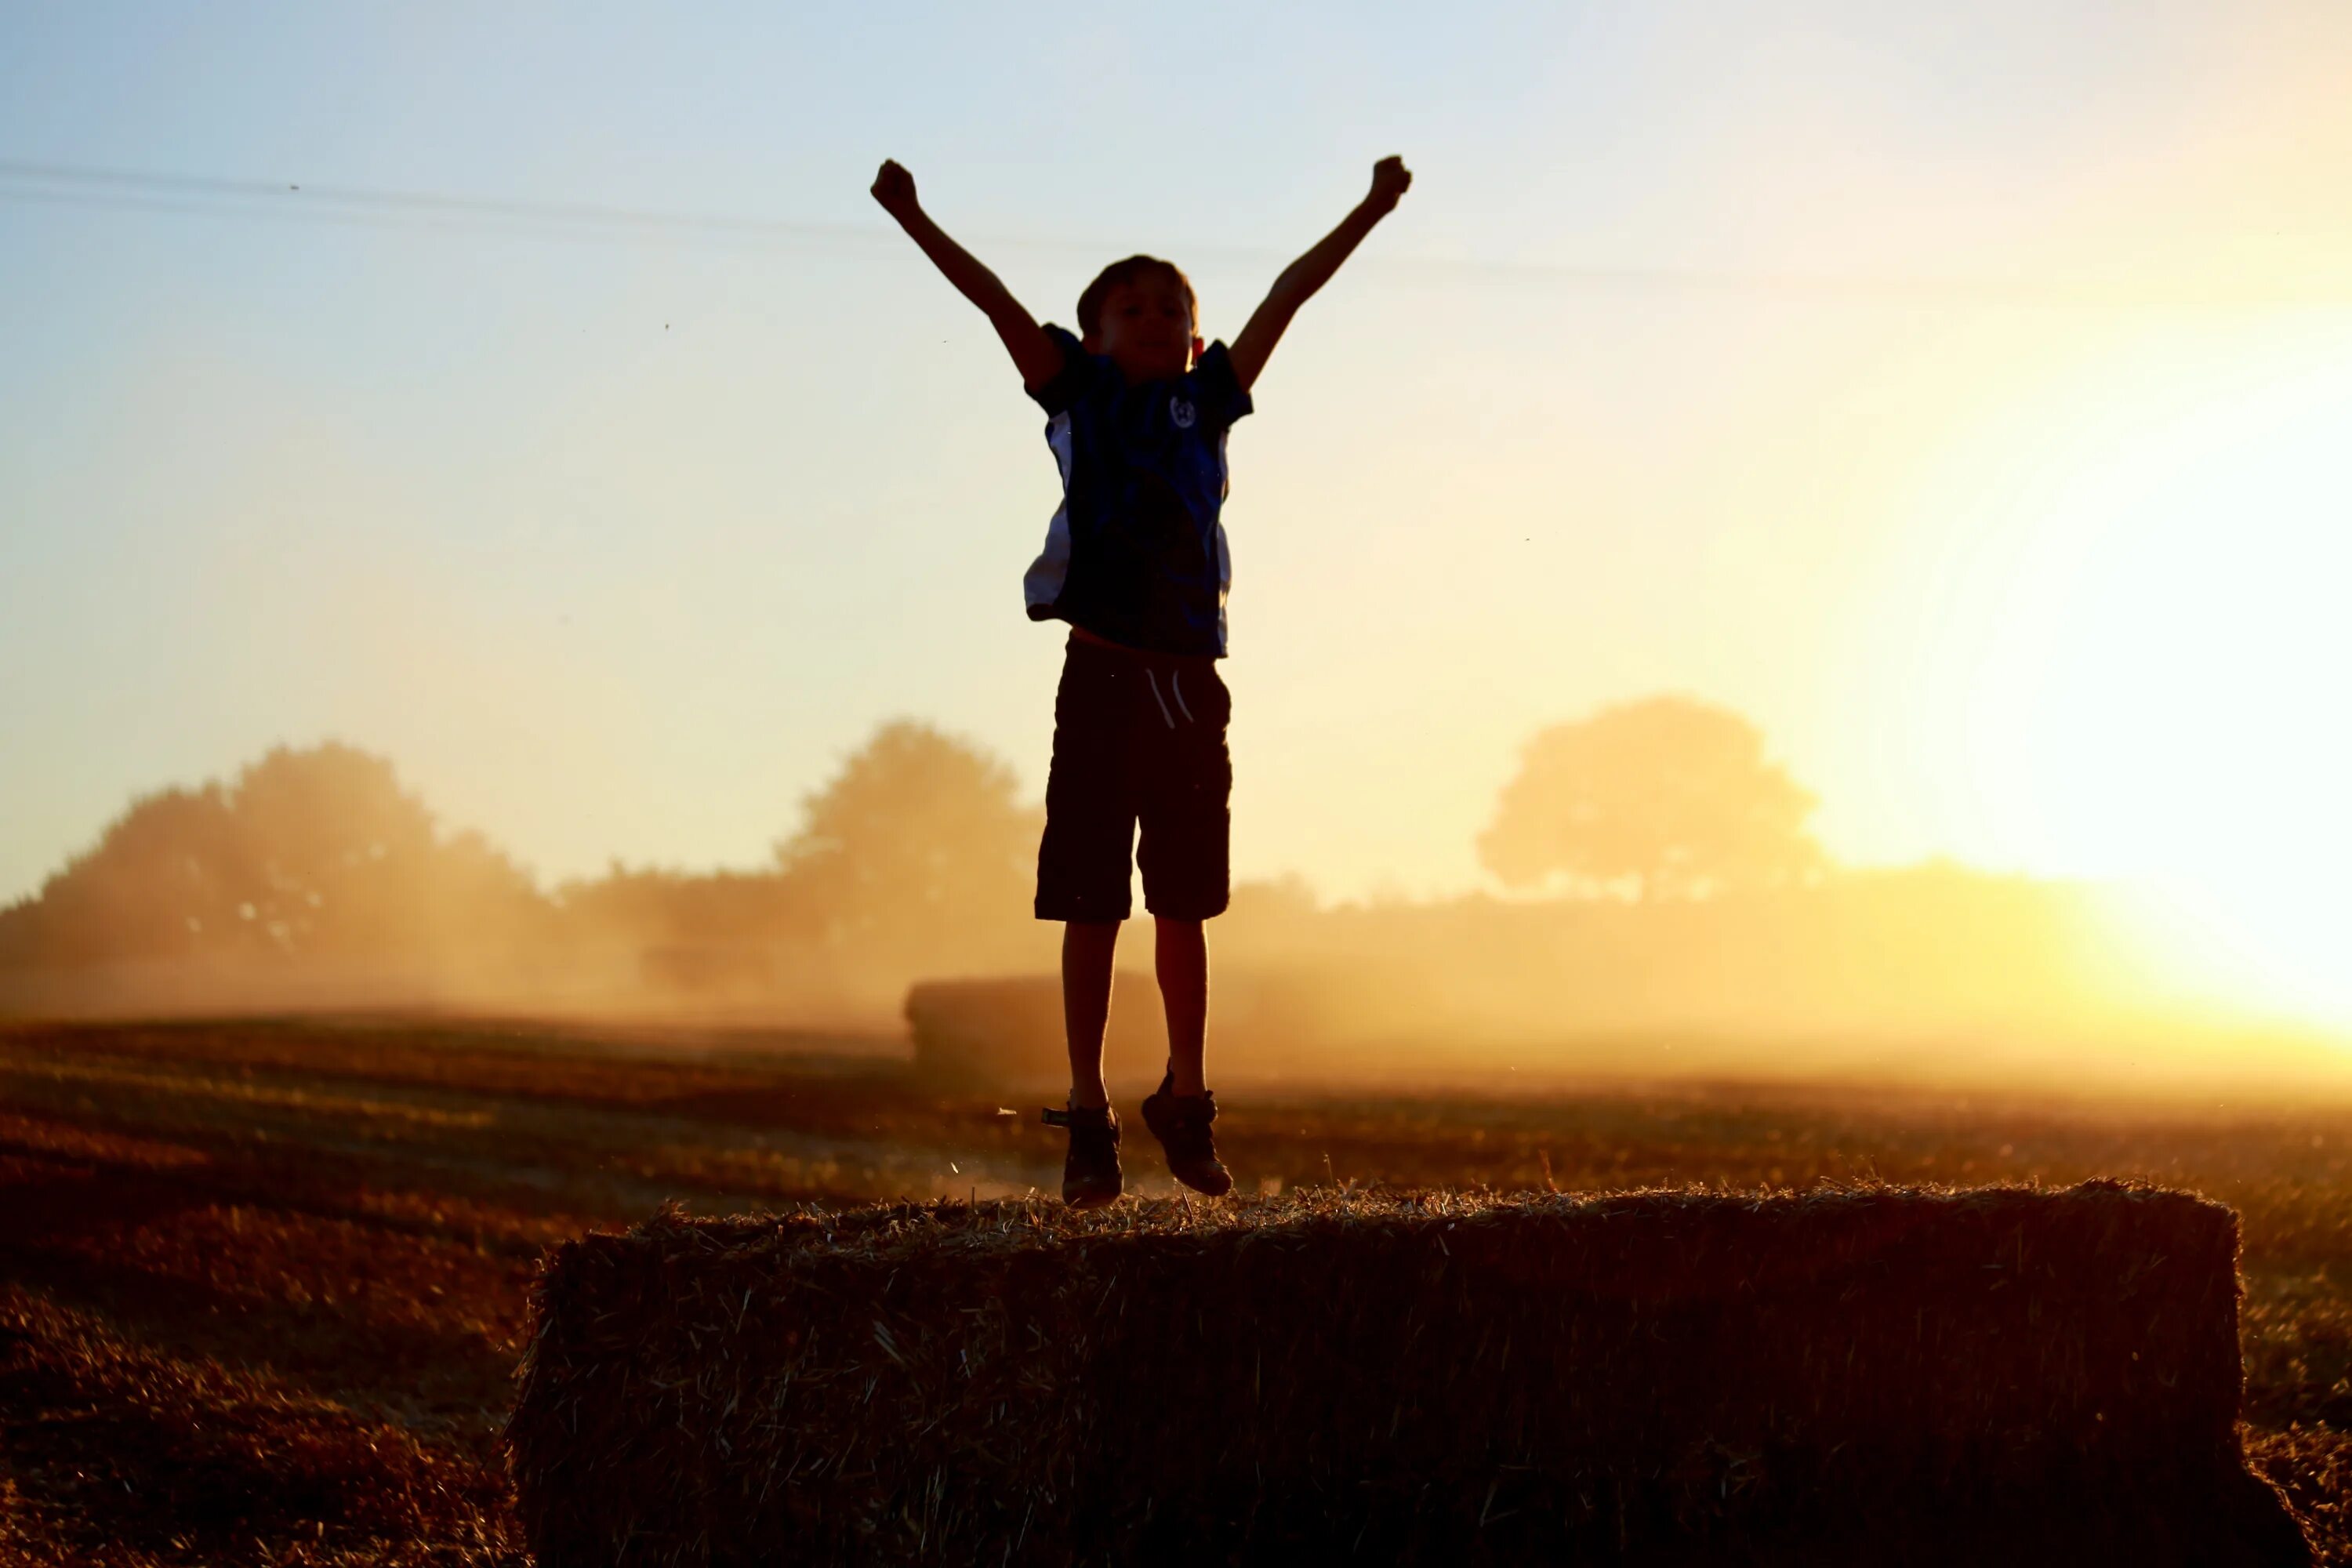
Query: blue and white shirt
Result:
<box><xmin>1022</xmin><ymin>325</ymin><xmax>1252</xmax><ymax>658</ymax></box>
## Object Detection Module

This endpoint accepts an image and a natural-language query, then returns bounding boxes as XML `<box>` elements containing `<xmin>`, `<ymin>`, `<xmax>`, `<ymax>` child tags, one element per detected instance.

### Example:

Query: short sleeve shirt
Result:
<box><xmin>1020</xmin><ymin>325</ymin><xmax>1252</xmax><ymax>657</ymax></box>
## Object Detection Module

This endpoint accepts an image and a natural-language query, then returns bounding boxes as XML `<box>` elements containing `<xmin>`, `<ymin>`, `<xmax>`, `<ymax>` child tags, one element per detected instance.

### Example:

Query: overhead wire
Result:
<box><xmin>0</xmin><ymin>157</ymin><xmax>2341</xmax><ymax>308</ymax></box>
<box><xmin>0</xmin><ymin>158</ymin><xmax>905</xmax><ymax>253</ymax></box>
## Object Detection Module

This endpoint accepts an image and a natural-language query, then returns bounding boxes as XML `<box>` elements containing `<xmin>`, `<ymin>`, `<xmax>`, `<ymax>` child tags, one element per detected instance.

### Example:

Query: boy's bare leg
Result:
<box><xmin>1062</xmin><ymin>920</ymin><xmax>1120</xmax><ymax>1109</ymax></box>
<box><xmin>1155</xmin><ymin>916</ymin><xmax>1208</xmax><ymax>1096</ymax></box>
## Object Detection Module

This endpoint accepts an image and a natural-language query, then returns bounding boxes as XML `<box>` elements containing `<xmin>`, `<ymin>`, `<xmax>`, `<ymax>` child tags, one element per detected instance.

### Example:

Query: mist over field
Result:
<box><xmin>4</xmin><ymin>711</ymin><xmax>2341</xmax><ymax>1101</ymax></box>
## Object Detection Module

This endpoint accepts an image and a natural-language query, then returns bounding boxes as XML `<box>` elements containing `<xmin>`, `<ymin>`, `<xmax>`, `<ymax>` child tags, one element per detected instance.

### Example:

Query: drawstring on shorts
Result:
<box><xmin>1098</xmin><ymin>636</ymin><xmax>1207</xmax><ymax>731</ymax></box>
<box><xmin>1145</xmin><ymin>669</ymin><xmax>1178</xmax><ymax>729</ymax></box>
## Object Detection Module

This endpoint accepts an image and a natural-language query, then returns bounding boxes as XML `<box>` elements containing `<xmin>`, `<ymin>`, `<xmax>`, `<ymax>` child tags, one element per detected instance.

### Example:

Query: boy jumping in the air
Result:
<box><xmin>873</xmin><ymin>154</ymin><xmax>1412</xmax><ymax>1207</ymax></box>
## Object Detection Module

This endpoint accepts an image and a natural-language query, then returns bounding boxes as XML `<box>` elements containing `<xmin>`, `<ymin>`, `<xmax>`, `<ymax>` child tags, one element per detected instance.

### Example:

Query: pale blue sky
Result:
<box><xmin>6</xmin><ymin>2</ymin><xmax>2350</xmax><ymax>927</ymax></box>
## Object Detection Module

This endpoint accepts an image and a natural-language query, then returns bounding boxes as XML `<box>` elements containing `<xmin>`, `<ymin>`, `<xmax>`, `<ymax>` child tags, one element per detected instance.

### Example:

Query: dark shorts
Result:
<box><xmin>1036</xmin><ymin>633</ymin><xmax>1232</xmax><ymax>922</ymax></box>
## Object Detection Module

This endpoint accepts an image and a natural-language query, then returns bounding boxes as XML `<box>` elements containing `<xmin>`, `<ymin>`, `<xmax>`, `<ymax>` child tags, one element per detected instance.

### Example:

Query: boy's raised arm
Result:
<box><xmin>1229</xmin><ymin>157</ymin><xmax>1412</xmax><ymax>394</ymax></box>
<box><xmin>871</xmin><ymin>159</ymin><xmax>1064</xmax><ymax>394</ymax></box>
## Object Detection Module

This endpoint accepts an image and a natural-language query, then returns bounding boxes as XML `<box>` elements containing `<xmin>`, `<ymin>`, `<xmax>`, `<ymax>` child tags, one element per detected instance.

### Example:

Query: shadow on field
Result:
<box><xmin>0</xmin><ymin>1147</ymin><xmax>212</xmax><ymax>1248</ymax></box>
<box><xmin>0</xmin><ymin>1290</ymin><xmax>512</xmax><ymax>1558</ymax></box>
<box><xmin>0</xmin><ymin>1148</ymin><xmax>523</xmax><ymax>1418</ymax></box>
<box><xmin>644</xmin><ymin>1069</ymin><xmax>926</xmax><ymax>1130</ymax></box>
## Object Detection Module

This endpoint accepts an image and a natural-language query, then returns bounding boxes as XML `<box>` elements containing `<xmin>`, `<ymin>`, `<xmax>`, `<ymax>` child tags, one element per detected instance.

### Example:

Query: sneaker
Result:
<box><xmin>1040</xmin><ymin>1102</ymin><xmax>1123</xmax><ymax>1209</ymax></box>
<box><xmin>1142</xmin><ymin>1069</ymin><xmax>1233</xmax><ymax>1196</ymax></box>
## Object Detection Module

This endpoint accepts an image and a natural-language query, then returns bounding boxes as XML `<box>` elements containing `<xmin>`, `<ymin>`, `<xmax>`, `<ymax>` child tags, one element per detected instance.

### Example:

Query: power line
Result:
<box><xmin>1</xmin><ymin>157</ymin><xmax>2341</xmax><ymax>308</ymax></box>
<box><xmin>0</xmin><ymin>158</ymin><xmax>905</xmax><ymax>252</ymax></box>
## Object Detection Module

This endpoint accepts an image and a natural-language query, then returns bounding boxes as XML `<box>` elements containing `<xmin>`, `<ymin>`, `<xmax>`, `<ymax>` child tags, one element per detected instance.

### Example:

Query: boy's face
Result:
<box><xmin>1085</xmin><ymin>273</ymin><xmax>1203</xmax><ymax>383</ymax></box>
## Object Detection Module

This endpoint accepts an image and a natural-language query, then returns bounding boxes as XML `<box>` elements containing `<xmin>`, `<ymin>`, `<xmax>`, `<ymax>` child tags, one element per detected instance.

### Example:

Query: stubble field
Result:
<box><xmin>1</xmin><ymin>1014</ymin><xmax>2346</xmax><ymax>1563</ymax></box>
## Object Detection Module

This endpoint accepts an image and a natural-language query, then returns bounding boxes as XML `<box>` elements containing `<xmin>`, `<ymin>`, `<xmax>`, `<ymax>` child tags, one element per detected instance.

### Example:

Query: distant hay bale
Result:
<box><xmin>902</xmin><ymin>971</ymin><xmax>1345</xmax><ymax>1090</ymax></box>
<box><xmin>506</xmin><ymin>1183</ymin><xmax>2310</xmax><ymax>1566</ymax></box>
<box><xmin>638</xmin><ymin>942</ymin><xmax>779</xmax><ymax>995</ymax></box>
<box><xmin>904</xmin><ymin>975</ymin><xmax>1164</xmax><ymax>1089</ymax></box>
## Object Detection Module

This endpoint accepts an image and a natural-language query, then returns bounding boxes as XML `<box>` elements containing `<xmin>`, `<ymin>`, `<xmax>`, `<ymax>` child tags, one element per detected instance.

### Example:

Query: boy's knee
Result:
<box><xmin>1062</xmin><ymin>919</ymin><xmax>1122</xmax><ymax>953</ymax></box>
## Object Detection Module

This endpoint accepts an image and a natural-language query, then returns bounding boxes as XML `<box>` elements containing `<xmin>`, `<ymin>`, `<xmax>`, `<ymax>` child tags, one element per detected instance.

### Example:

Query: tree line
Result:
<box><xmin>0</xmin><ymin>696</ymin><xmax>1828</xmax><ymax>990</ymax></box>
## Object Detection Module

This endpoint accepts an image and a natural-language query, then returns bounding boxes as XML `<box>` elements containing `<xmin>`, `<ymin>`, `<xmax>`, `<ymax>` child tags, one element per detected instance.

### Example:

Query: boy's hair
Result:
<box><xmin>1076</xmin><ymin>255</ymin><xmax>1198</xmax><ymax>340</ymax></box>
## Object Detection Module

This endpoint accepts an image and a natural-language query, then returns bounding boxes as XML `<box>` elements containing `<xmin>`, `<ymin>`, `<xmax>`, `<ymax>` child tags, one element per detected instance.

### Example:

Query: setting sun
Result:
<box><xmin>1884</xmin><ymin>313</ymin><xmax>2352</xmax><ymax>1021</ymax></box>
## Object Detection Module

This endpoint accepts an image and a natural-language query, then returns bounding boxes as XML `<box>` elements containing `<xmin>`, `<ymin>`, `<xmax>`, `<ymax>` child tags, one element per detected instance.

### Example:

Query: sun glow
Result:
<box><xmin>1891</xmin><ymin>314</ymin><xmax>2352</xmax><ymax>1023</ymax></box>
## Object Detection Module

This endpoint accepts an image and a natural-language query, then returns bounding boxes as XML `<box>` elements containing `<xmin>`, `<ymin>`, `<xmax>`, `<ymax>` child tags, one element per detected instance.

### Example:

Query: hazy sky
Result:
<box><xmin>5</xmin><ymin>2</ymin><xmax>2350</xmax><ymax>1007</ymax></box>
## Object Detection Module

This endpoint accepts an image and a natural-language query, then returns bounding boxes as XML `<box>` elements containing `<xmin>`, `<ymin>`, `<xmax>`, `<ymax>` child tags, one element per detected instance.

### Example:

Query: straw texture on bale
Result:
<box><xmin>506</xmin><ymin>1182</ymin><xmax>2310</xmax><ymax>1566</ymax></box>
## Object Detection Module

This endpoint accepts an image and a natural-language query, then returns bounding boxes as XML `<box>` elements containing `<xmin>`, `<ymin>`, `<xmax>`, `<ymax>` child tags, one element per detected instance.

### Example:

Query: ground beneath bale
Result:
<box><xmin>1</xmin><ymin>1016</ymin><xmax>2347</xmax><ymax>1564</ymax></box>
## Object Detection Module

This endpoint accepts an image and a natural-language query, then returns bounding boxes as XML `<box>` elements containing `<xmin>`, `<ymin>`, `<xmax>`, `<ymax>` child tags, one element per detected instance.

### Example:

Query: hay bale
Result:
<box><xmin>506</xmin><ymin>1183</ymin><xmax>2310</xmax><ymax>1566</ymax></box>
<box><xmin>904</xmin><ymin>974</ymin><xmax>1164</xmax><ymax>1090</ymax></box>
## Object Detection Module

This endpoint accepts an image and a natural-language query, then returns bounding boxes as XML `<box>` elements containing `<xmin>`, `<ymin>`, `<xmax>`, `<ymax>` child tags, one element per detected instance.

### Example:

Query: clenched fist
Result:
<box><xmin>871</xmin><ymin>158</ymin><xmax>918</xmax><ymax>216</ymax></box>
<box><xmin>1366</xmin><ymin>155</ymin><xmax>1413</xmax><ymax>216</ymax></box>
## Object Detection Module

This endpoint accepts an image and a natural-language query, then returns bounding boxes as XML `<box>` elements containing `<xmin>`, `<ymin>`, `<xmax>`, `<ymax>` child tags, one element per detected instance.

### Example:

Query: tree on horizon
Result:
<box><xmin>0</xmin><ymin>742</ymin><xmax>547</xmax><ymax>966</ymax></box>
<box><xmin>1478</xmin><ymin>695</ymin><xmax>1825</xmax><ymax>900</ymax></box>
<box><xmin>774</xmin><ymin>720</ymin><xmax>1043</xmax><ymax>975</ymax></box>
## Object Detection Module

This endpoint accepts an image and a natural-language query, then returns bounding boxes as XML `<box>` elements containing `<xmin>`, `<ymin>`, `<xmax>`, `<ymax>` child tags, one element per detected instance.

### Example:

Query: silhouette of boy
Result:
<box><xmin>873</xmin><ymin>156</ymin><xmax>1412</xmax><ymax>1206</ymax></box>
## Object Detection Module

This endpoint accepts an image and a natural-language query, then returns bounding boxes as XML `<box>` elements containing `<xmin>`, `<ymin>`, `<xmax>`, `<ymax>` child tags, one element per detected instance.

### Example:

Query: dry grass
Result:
<box><xmin>510</xmin><ymin>1185</ymin><xmax>2302</xmax><ymax>1565</ymax></box>
<box><xmin>0</xmin><ymin>1016</ymin><xmax>2347</xmax><ymax>1563</ymax></box>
